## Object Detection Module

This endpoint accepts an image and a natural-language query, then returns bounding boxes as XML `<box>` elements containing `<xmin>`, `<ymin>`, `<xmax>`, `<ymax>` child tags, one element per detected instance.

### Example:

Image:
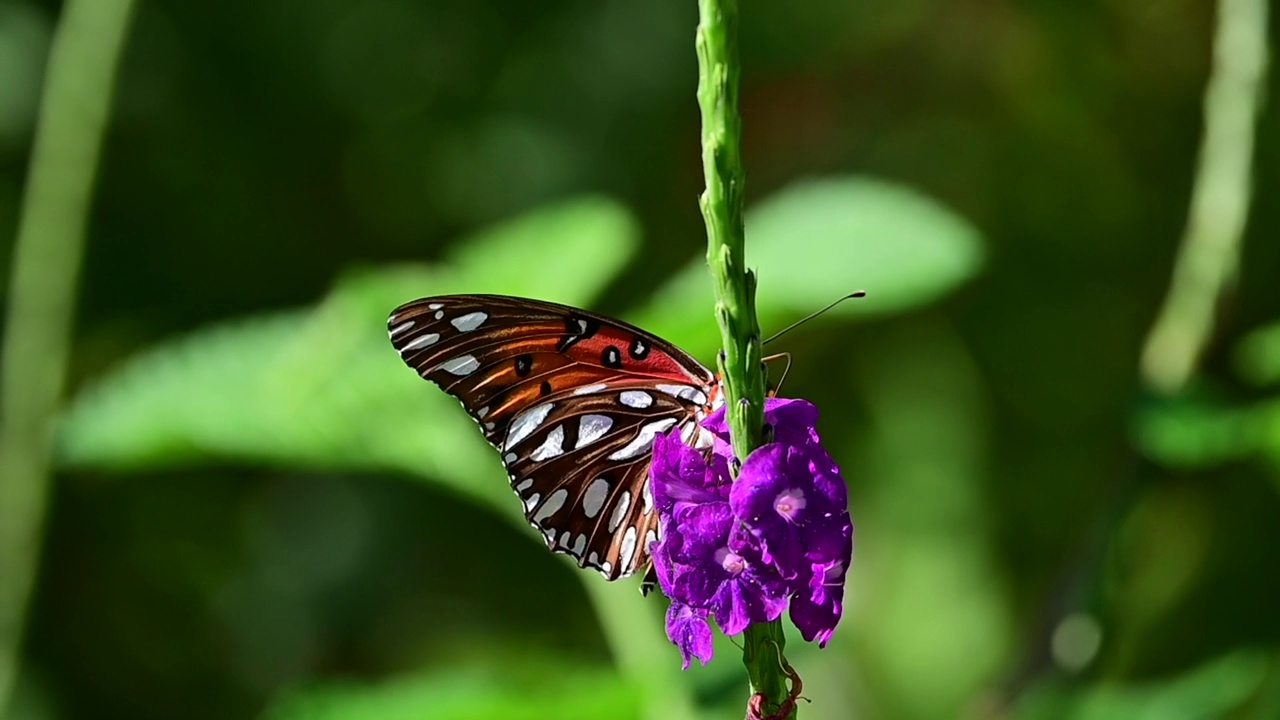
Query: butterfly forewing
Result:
<box><xmin>388</xmin><ymin>294</ymin><xmax>716</xmax><ymax>580</ymax></box>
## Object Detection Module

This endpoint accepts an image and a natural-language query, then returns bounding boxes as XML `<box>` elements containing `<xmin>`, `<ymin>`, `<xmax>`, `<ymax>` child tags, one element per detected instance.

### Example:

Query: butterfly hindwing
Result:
<box><xmin>388</xmin><ymin>294</ymin><xmax>716</xmax><ymax>580</ymax></box>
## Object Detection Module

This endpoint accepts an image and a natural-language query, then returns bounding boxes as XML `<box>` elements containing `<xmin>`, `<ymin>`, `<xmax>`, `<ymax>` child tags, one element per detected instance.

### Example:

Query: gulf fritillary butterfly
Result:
<box><xmin>388</xmin><ymin>294</ymin><xmax>723</xmax><ymax>581</ymax></box>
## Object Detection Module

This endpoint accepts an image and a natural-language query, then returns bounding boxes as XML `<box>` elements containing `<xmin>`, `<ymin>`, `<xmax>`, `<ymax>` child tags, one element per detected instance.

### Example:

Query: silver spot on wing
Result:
<box><xmin>608</xmin><ymin>491</ymin><xmax>631</xmax><ymax>533</ymax></box>
<box><xmin>436</xmin><ymin>354</ymin><xmax>479</xmax><ymax>376</ymax></box>
<box><xmin>607</xmin><ymin>418</ymin><xmax>678</xmax><ymax>461</ymax></box>
<box><xmin>619</xmin><ymin>526</ymin><xmax>639</xmax><ymax>571</ymax></box>
<box><xmin>402</xmin><ymin>333</ymin><xmax>440</xmax><ymax>351</ymax></box>
<box><xmin>533</xmin><ymin>488</ymin><xmax>568</xmax><ymax>523</ymax></box>
<box><xmin>655</xmin><ymin>384</ymin><xmax>708</xmax><ymax>405</ymax></box>
<box><xmin>576</xmin><ymin>414</ymin><xmax>613</xmax><ymax>448</ymax></box>
<box><xmin>529</xmin><ymin>425</ymin><xmax>566</xmax><ymax>462</ymax></box>
<box><xmin>619</xmin><ymin>390</ymin><xmax>654</xmax><ymax>409</ymax></box>
<box><xmin>505</xmin><ymin>403</ymin><xmax>554</xmax><ymax>450</ymax></box>
<box><xmin>582</xmin><ymin>477</ymin><xmax>610</xmax><ymax>518</ymax></box>
<box><xmin>450</xmin><ymin>311</ymin><xmax>488</xmax><ymax>332</ymax></box>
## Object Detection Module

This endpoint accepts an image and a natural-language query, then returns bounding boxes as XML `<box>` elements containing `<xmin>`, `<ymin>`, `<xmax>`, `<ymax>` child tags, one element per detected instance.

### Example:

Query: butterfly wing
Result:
<box><xmin>387</xmin><ymin>294</ymin><xmax>716</xmax><ymax>580</ymax></box>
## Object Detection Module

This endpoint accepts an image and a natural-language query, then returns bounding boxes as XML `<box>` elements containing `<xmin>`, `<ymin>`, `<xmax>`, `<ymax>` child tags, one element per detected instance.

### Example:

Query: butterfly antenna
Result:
<box><xmin>763</xmin><ymin>352</ymin><xmax>793</xmax><ymax>394</ymax></box>
<box><xmin>761</xmin><ymin>291</ymin><xmax>866</xmax><ymax>346</ymax></box>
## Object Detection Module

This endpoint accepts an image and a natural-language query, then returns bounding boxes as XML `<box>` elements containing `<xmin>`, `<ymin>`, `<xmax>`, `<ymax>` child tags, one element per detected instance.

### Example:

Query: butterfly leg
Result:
<box><xmin>639</xmin><ymin>564</ymin><xmax>659</xmax><ymax>596</ymax></box>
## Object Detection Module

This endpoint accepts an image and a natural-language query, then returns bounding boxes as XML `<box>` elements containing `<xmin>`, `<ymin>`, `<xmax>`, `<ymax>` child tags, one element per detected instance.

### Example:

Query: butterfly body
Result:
<box><xmin>388</xmin><ymin>294</ymin><xmax>721</xmax><ymax>580</ymax></box>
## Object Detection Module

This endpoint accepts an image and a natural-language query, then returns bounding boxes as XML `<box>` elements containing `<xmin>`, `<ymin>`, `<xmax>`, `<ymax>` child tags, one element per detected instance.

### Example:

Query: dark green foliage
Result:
<box><xmin>2</xmin><ymin>0</ymin><xmax>1279</xmax><ymax>719</ymax></box>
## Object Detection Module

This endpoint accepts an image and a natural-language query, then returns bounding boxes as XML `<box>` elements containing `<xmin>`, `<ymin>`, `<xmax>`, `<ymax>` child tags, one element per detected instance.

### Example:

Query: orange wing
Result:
<box><xmin>388</xmin><ymin>294</ymin><xmax>717</xmax><ymax>580</ymax></box>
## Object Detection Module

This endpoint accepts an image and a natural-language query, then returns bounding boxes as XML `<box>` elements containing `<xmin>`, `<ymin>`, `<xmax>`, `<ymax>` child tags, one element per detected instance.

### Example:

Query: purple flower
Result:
<box><xmin>703</xmin><ymin>397</ymin><xmax>824</xmax><ymax>452</ymax></box>
<box><xmin>651</xmin><ymin>434</ymin><xmax>789</xmax><ymax>645</ymax></box>
<box><xmin>650</xmin><ymin>430</ymin><xmax>730</xmax><ymax>512</ymax></box>
<box><xmin>666</xmin><ymin>601</ymin><xmax>714</xmax><ymax>669</ymax></box>
<box><xmin>790</xmin><ymin>556</ymin><xmax>850</xmax><ymax>647</ymax></box>
<box><xmin>730</xmin><ymin>441</ymin><xmax>849</xmax><ymax>579</ymax></box>
<box><xmin>662</xmin><ymin>502</ymin><xmax>789</xmax><ymax>635</ymax></box>
<box><xmin>650</xmin><ymin>396</ymin><xmax>853</xmax><ymax>666</ymax></box>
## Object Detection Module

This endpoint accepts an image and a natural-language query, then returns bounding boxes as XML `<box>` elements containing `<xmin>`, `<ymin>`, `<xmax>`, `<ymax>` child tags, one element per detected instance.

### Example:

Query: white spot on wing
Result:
<box><xmin>607</xmin><ymin>418</ymin><xmax>678</xmax><ymax>460</ymax></box>
<box><xmin>642</xmin><ymin>478</ymin><xmax>654</xmax><ymax>513</ymax></box>
<box><xmin>620</xmin><ymin>390</ymin><xmax>654</xmax><ymax>409</ymax></box>
<box><xmin>437</xmin><ymin>354</ymin><xmax>480</xmax><ymax>376</ymax></box>
<box><xmin>577</xmin><ymin>415</ymin><xmax>613</xmax><ymax>448</ymax></box>
<box><xmin>505</xmin><ymin>403</ymin><xmax>554</xmax><ymax>450</ymax></box>
<box><xmin>402</xmin><ymin>333</ymin><xmax>440</xmax><ymax>351</ymax></box>
<box><xmin>434</xmin><ymin>310</ymin><xmax>444</xmax><ymax>320</ymax></box>
<box><xmin>503</xmin><ymin>453</ymin><xmax>517</xmax><ymax>464</ymax></box>
<box><xmin>679</xmin><ymin>420</ymin><xmax>698</xmax><ymax>444</ymax></box>
<box><xmin>533</xmin><ymin>488</ymin><xmax>568</xmax><ymax>523</ymax></box>
<box><xmin>691</xmin><ymin>425</ymin><xmax>714</xmax><ymax>450</ymax></box>
<box><xmin>523</xmin><ymin>493</ymin><xmax>541</xmax><ymax>512</ymax></box>
<box><xmin>598</xmin><ymin>561</ymin><xmax>613</xmax><ymax>577</ymax></box>
<box><xmin>608</xmin><ymin>491</ymin><xmax>631</xmax><ymax>533</ymax></box>
<box><xmin>656</xmin><ymin>384</ymin><xmax>708</xmax><ymax>405</ymax></box>
<box><xmin>572</xmin><ymin>383</ymin><xmax>608</xmax><ymax>396</ymax></box>
<box><xmin>476</xmin><ymin>406</ymin><xmax>489</xmax><ymax>419</ymax></box>
<box><xmin>582</xmin><ymin>477</ymin><xmax>610</xmax><ymax>518</ymax></box>
<box><xmin>620</xmin><ymin>526</ymin><xmax>638</xmax><ymax>571</ymax></box>
<box><xmin>587</xmin><ymin>551</ymin><xmax>599</xmax><ymax>566</ymax></box>
<box><xmin>571</xmin><ymin>534</ymin><xmax>587</xmax><ymax>557</ymax></box>
<box><xmin>515</xmin><ymin>478</ymin><xmax>533</xmax><ymax>492</ymax></box>
<box><xmin>645</xmin><ymin>529</ymin><xmax>657</xmax><ymax>551</ymax></box>
<box><xmin>450</xmin><ymin>311</ymin><xmax>488</xmax><ymax>332</ymax></box>
<box><xmin>559</xmin><ymin>530</ymin><xmax>571</xmax><ymax>547</ymax></box>
<box><xmin>529</xmin><ymin>426</ymin><xmax>566</xmax><ymax>462</ymax></box>
<box><xmin>390</xmin><ymin>321</ymin><xmax>414</xmax><ymax>336</ymax></box>
<box><xmin>427</xmin><ymin>303</ymin><xmax>444</xmax><ymax>310</ymax></box>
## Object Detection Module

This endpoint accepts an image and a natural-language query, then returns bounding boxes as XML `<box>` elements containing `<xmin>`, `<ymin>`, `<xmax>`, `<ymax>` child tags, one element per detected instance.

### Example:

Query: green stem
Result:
<box><xmin>0</xmin><ymin>0</ymin><xmax>136</xmax><ymax>713</ymax></box>
<box><xmin>695</xmin><ymin>0</ymin><xmax>792</xmax><ymax>716</ymax></box>
<box><xmin>1139</xmin><ymin>0</ymin><xmax>1268</xmax><ymax>394</ymax></box>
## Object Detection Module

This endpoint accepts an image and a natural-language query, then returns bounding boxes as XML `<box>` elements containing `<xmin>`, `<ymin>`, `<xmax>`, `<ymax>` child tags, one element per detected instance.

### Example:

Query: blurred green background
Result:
<box><xmin>3</xmin><ymin>0</ymin><xmax>1280</xmax><ymax>719</ymax></box>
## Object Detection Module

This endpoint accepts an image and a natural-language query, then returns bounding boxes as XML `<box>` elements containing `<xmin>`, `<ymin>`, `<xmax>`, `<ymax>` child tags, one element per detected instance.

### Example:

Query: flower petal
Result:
<box><xmin>666</xmin><ymin>602</ymin><xmax>714</xmax><ymax>669</ymax></box>
<box><xmin>651</xmin><ymin>431</ymin><xmax>723</xmax><ymax>510</ymax></box>
<box><xmin>730</xmin><ymin>443</ymin><xmax>812</xmax><ymax>578</ymax></box>
<box><xmin>789</xmin><ymin>560</ymin><xmax>847</xmax><ymax>647</ymax></box>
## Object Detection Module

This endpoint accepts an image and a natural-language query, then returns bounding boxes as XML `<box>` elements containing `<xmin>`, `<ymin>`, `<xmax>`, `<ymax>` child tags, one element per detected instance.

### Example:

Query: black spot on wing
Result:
<box><xmin>515</xmin><ymin>354</ymin><xmax>533</xmax><ymax>377</ymax></box>
<box><xmin>556</xmin><ymin>315</ymin><xmax>601</xmax><ymax>352</ymax></box>
<box><xmin>629</xmin><ymin>337</ymin><xmax>650</xmax><ymax>360</ymax></box>
<box><xmin>602</xmin><ymin>345</ymin><xmax>623</xmax><ymax>369</ymax></box>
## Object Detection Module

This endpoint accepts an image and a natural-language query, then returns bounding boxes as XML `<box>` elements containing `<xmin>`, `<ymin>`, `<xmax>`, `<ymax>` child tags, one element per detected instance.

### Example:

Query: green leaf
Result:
<box><xmin>264</xmin><ymin>665</ymin><xmax>640</xmax><ymax>720</ymax></box>
<box><xmin>631</xmin><ymin>176</ymin><xmax>985</xmax><ymax>356</ymax></box>
<box><xmin>1017</xmin><ymin>650</ymin><xmax>1270</xmax><ymax>720</ymax></box>
<box><xmin>1134</xmin><ymin>395</ymin><xmax>1273</xmax><ymax>469</ymax></box>
<box><xmin>445</xmin><ymin>195</ymin><xmax>638</xmax><ymax>295</ymax></box>
<box><xmin>58</xmin><ymin>197</ymin><xmax>639</xmax><ymax>518</ymax></box>
<box><xmin>1235</xmin><ymin>321</ymin><xmax>1280</xmax><ymax>387</ymax></box>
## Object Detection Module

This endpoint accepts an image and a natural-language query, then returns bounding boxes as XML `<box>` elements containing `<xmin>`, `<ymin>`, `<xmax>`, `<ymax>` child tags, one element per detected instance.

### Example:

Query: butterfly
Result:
<box><xmin>387</xmin><ymin>294</ymin><xmax>723</xmax><ymax>581</ymax></box>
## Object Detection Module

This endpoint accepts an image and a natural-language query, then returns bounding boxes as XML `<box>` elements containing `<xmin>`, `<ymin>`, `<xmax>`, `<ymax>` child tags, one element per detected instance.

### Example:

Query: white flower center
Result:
<box><xmin>715</xmin><ymin>547</ymin><xmax>746</xmax><ymax>575</ymax></box>
<box><xmin>773</xmin><ymin>487</ymin><xmax>807</xmax><ymax>522</ymax></box>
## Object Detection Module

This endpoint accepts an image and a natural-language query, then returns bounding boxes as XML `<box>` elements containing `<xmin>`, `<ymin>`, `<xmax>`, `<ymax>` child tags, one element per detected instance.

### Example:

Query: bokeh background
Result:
<box><xmin>2</xmin><ymin>0</ymin><xmax>1280</xmax><ymax>719</ymax></box>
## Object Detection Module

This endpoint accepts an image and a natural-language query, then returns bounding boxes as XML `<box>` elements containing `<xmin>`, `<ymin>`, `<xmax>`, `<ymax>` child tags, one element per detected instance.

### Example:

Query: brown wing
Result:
<box><xmin>388</xmin><ymin>294</ymin><xmax>715</xmax><ymax>579</ymax></box>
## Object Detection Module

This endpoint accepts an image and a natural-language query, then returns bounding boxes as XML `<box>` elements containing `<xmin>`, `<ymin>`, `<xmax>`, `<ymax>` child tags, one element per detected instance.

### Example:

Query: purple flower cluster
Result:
<box><xmin>649</xmin><ymin>397</ymin><xmax>853</xmax><ymax>669</ymax></box>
